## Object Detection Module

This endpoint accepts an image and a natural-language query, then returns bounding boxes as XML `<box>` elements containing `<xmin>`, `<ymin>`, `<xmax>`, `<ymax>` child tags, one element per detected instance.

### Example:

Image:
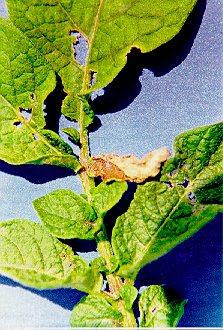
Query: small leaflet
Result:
<box><xmin>88</xmin><ymin>147</ymin><xmax>171</xmax><ymax>183</ymax></box>
<box><xmin>139</xmin><ymin>285</ymin><xmax>187</xmax><ymax>327</ymax></box>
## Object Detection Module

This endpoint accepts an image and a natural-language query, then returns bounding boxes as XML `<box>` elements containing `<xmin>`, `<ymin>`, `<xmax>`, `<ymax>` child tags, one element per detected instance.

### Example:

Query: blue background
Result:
<box><xmin>0</xmin><ymin>0</ymin><xmax>222</xmax><ymax>327</ymax></box>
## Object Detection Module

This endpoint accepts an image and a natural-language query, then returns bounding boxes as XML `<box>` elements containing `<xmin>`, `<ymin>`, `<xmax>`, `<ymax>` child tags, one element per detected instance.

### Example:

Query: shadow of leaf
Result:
<box><xmin>90</xmin><ymin>0</ymin><xmax>206</xmax><ymax>115</ymax></box>
<box><xmin>0</xmin><ymin>160</ymin><xmax>73</xmax><ymax>184</ymax></box>
<box><xmin>0</xmin><ymin>275</ymin><xmax>85</xmax><ymax>311</ymax></box>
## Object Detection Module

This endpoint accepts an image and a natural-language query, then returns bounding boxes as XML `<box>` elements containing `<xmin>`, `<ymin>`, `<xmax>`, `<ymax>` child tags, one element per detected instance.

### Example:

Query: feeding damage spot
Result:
<box><xmin>151</xmin><ymin>307</ymin><xmax>157</xmax><ymax>313</ymax></box>
<box><xmin>87</xmin><ymin>147</ymin><xmax>171</xmax><ymax>183</ymax></box>
<box><xmin>32</xmin><ymin>133</ymin><xmax>39</xmax><ymax>141</ymax></box>
<box><xmin>187</xmin><ymin>191</ymin><xmax>197</xmax><ymax>210</ymax></box>
<box><xmin>90</xmin><ymin>70</ymin><xmax>97</xmax><ymax>87</ymax></box>
<box><xmin>178</xmin><ymin>178</ymin><xmax>190</xmax><ymax>188</ymax></box>
<box><xmin>164</xmin><ymin>180</ymin><xmax>173</xmax><ymax>188</ymax></box>
<box><xmin>188</xmin><ymin>191</ymin><xmax>196</xmax><ymax>202</ymax></box>
<box><xmin>70</xmin><ymin>30</ymin><xmax>88</xmax><ymax>66</ymax></box>
<box><xmin>20</xmin><ymin>108</ymin><xmax>32</xmax><ymax>121</ymax></box>
<box><xmin>165</xmin><ymin>177</ymin><xmax>190</xmax><ymax>189</ymax></box>
<box><xmin>14</xmin><ymin>121</ymin><xmax>23</xmax><ymax>128</ymax></box>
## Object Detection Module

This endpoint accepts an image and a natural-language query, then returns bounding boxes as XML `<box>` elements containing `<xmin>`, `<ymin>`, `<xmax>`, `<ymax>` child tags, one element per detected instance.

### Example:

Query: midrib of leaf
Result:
<box><xmin>0</xmin><ymin>94</ymin><xmax>73</xmax><ymax>160</ymax></box>
<box><xmin>135</xmin><ymin>141</ymin><xmax>222</xmax><ymax>266</ymax></box>
<box><xmin>54</xmin><ymin>0</ymin><xmax>88</xmax><ymax>39</ymax></box>
<box><xmin>77</xmin><ymin>1</ymin><xmax>105</xmax><ymax>196</ymax></box>
<box><xmin>82</xmin><ymin>0</ymin><xmax>104</xmax><ymax>92</ymax></box>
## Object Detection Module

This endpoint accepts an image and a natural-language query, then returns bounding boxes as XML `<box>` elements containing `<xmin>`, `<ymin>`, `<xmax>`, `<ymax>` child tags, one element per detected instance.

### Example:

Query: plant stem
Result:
<box><xmin>78</xmin><ymin>100</ymin><xmax>95</xmax><ymax>199</ymax></box>
<box><xmin>118</xmin><ymin>300</ymin><xmax>138</xmax><ymax>328</ymax></box>
<box><xmin>78</xmin><ymin>97</ymin><xmax>137</xmax><ymax>327</ymax></box>
<box><xmin>96</xmin><ymin>227</ymin><xmax>123</xmax><ymax>295</ymax></box>
<box><xmin>96</xmin><ymin>227</ymin><xmax>137</xmax><ymax>327</ymax></box>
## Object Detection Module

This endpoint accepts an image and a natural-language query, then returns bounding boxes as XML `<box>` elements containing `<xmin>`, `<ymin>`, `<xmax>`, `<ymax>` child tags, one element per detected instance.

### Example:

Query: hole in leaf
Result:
<box><xmin>90</xmin><ymin>70</ymin><xmax>97</xmax><ymax>87</ymax></box>
<box><xmin>169</xmin><ymin>169</ymin><xmax>178</xmax><ymax>177</ymax></box>
<box><xmin>30</xmin><ymin>93</ymin><xmax>35</xmax><ymax>100</ymax></box>
<box><xmin>14</xmin><ymin>121</ymin><xmax>23</xmax><ymax>128</ymax></box>
<box><xmin>188</xmin><ymin>191</ymin><xmax>196</xmax><ymax>202</ymax></box>
<box><xmin>43</xmin><ymin>103</ymin><xmax>47</xmax><ymax>117</ymax></box>
<box><xmin>20</xmin><ymin>108</ymin><xmax>32</xmax><ymax>121</ymax></box>
<box><xmin>70</xmin><ymin>30</ymin><xmax>88</xmax><ymax>66</ymax></box>
<box><xmin>178</xmin><ymin>178</ymin><xmax>190</xmax><ymax>188</ymax></box>
<box><xmin>164</xmin><ymin>180</ymin><xmax>173</xmax><ymax>188</ymax></box>
<box><xmin>32</xmin><ymin>133</ymin><xmax>39</xmax><ymax>141</ymax></box>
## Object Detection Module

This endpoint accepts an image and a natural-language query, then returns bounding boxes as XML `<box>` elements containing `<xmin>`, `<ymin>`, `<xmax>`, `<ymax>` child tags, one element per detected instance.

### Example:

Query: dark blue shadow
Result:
<box><xmin>0</xmin><ymin>160</ymin><xmax>74</xmax><ymax>184</ymax></box>
<box><xmin>0</xmin><ymin>275</ymin><xmax>85</xmax><ymax>310</ymax></box>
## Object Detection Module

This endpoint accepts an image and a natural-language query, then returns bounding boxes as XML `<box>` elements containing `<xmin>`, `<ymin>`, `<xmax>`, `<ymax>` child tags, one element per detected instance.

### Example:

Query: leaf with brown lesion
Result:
<box><xmin>87</xmin><ymin>147</ymin><xmax>171</xmax><ymax>183</ymax></box>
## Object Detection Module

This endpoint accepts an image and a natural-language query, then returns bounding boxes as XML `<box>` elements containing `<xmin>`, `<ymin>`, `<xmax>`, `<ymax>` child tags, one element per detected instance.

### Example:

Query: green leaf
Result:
<box><xmin>139</xmin><ymin>285</ymin><xmax>187</xmax><ymax>327</ymax></box>
<box><xmin>7</xmin><ymin>0</ymin><xmax>198</xmax><ymax>120</ymax></box>
<box><xmin>0</xmin><ymin>17</ymin><xmax>80</xmax><ymax>171</ymax></box>
<box><xmin>112</xmin><ymin>123</ymin><xmax>223</xmax><ymax>278</ymax></box>
<box><xmin>0</xmin><ymin>219</ymin><xmax>102</xmax><ymax>292</ymax></box>
<box><xmin>33</xmin><ymin>189</ymin><xmax>102</xmax><ymax>240</ymax></box>
<box><xmin>161</xmin><ymin>121</ymin><xmax>223</xmax><ymax>204</ymax></box>
<box><xmin>90</xmin><ymin>257</ymin><xmax>107</xmax><ymax>272</ymax></box>
<box><xmin>119</xmin><ymin>284</ymin><xmax>138</xmax><ymax>311</ymax></box>
<box><xmin>70</xmin><ymin>294</ymin><xmax>123</xmax><ymax>327</ymax></box>
<box><xmin>91</xmin><ymin>181</ymin><xmax>128</xmax><ymax>217</ymax></box>
<box><xmin>62</xmin><ymin>127</ymin><xmax>80</xmax><ymax>145</ymax></box>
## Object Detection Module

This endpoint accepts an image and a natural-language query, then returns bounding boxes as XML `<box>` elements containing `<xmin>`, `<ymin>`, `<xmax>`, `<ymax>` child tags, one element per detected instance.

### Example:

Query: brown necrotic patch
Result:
<box><xmin>87</xmin><ymin>147</ymin><xmax>171</xmax><ymax>183</ymax></box>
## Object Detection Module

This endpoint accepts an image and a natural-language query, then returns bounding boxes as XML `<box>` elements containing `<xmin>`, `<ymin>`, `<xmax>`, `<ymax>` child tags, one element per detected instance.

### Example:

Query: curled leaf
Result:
<box><xmin>88</xmin><ymin>147</ymin><xmax>171</xmax><ymax>183</ymax></box>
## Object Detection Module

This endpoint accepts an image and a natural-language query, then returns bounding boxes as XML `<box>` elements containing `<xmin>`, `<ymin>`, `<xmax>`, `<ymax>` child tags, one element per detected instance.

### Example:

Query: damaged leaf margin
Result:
<box><xmin>87</xmin><ymin>147</ymin><xmax>171</xmax><ymax>183</ymax></box>
<box><xmin>112</xmin><ymin>122</ymin><xmax>223</xmax><ymax>278</ymax></box>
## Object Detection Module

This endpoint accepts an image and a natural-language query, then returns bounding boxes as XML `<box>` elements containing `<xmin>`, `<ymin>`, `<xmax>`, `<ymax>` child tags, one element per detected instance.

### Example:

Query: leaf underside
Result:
<box><xmin>112</xmin><ymin>122</ymin><xmax>223</xmax><ymax>278</ymax></box>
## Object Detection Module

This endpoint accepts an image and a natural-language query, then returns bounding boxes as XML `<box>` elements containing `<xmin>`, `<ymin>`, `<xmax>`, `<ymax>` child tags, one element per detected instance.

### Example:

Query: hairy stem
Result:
<box><xmin>78</xmin><ymin>99</ymin><xmax>95</xmax><ymax>199</ymax></box>
<box><xmin>78</xmin><ymin>97</ymin><xmax>137</xmax><ymax>326</ymax></box>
